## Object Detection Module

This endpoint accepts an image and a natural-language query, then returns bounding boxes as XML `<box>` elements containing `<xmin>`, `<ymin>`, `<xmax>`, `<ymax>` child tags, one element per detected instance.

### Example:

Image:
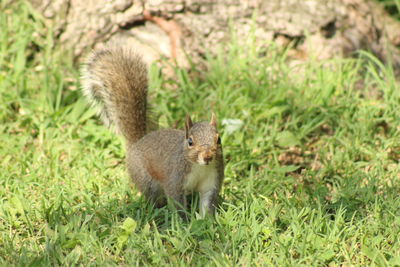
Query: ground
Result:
<box><xmin>1</xmin><ymin>1</ymin><xmax>400</xmax><ymax>266</ymax></box>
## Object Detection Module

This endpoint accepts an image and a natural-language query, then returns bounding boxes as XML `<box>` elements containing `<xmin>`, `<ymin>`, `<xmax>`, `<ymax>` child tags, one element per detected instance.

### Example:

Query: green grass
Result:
<box><xmin>378</xmin><ymin>0</ymin><xmax>400</xmax><ymax>19</ymax></box>
<box><xmin>1</xmin><ymin>1</ymin><xmax>400</xmax><ymax>266</ymax></box>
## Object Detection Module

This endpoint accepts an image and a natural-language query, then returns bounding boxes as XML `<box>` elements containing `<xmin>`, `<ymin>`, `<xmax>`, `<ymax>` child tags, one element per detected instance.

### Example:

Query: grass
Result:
<box><xmin>378</xmin><ymin>0</ymin><xmax>400</xmax><ymax>19</ymax></box>
<box><xmin>1</xmin><ymin>1</ymin><xmax>400</xmax><ymax>266</ymax></box>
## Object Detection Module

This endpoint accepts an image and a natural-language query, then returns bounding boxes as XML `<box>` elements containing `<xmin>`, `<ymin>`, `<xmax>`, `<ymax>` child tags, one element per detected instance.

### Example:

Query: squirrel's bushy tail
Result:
<box><xmin>81</xmin><ymin>47</ymin><xmax>148</xmax><ymax>144</ymax></box>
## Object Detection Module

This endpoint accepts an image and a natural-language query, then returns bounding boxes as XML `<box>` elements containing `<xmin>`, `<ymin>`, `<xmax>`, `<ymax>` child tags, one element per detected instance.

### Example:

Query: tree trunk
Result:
<box><xmin>29</xmin><ymin>0</ymin><xmax>400</xmax><ymax>68</ymax></box>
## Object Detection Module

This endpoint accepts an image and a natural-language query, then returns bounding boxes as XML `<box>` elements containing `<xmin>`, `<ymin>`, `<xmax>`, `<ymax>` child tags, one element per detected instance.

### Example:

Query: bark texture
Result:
<box><xmin>29</xmin><ymin>0</ymin><xmax>400</xmax><ymax>68</ymax></box>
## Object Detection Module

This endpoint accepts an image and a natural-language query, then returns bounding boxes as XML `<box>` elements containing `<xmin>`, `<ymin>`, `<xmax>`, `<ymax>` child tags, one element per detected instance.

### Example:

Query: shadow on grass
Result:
<box><xmin>283</xmin><ymin>168</ymin><xmax>400</xmax><ymax>222</ymax></box>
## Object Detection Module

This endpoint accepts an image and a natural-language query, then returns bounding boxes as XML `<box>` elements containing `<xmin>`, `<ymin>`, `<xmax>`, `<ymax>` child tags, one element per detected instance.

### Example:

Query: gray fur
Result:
<box><xmin>81</xmin><ymin>46</ymin><xmax>224</xmax><ymax>216</ymax></box>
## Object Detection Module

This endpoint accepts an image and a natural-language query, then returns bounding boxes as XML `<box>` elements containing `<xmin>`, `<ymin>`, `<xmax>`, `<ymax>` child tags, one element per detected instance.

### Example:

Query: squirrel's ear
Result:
<box><xmin>210</xmin><ymin>112</ymin><xmax>217</xmax><ymax>128</ymax></box>
<box><xmin>185</xmin><ymin>114</ymin><xmax>193</xmax><ymax>138</ymax></box>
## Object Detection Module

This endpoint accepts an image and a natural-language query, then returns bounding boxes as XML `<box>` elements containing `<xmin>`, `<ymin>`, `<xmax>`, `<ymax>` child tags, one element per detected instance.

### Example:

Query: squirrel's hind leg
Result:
<box><xmin>145</xmin><ymin>178</ymin><xmax>166</xmax><ymax>208</ymax></box>
<box><xmin>127</xmin><ymin>155</ymin><xmax>166</xmax><ymax>208</ymax></box>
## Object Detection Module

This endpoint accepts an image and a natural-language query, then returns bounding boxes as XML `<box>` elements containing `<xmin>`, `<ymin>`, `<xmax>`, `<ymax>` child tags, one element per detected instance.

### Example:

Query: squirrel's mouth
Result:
<box><xmin>197</xmin><ymin>156</ymin><xmax>214</xmax><ymax>166</ymax></box>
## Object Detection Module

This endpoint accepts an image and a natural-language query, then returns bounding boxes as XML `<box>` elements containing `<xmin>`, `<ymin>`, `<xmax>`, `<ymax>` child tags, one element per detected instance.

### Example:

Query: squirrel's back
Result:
<box><xmin>81</xmin><ymin>47</ymin><xmax>148</xmax><ymax>144</ymax></box>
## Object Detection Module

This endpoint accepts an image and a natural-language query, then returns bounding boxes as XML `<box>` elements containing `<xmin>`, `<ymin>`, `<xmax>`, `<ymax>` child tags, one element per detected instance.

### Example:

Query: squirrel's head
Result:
<box><xmin>184</xmin><ymin>113</ymin><xmax>221</xmax><ymax>166</ymax></box>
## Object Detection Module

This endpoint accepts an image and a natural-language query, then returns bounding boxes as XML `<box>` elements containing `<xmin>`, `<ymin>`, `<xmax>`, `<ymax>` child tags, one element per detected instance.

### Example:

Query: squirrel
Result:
<box><xmin>81</xmin><ymin>46</ymin><xmax>224</xmax><ymax>217</ymax></box>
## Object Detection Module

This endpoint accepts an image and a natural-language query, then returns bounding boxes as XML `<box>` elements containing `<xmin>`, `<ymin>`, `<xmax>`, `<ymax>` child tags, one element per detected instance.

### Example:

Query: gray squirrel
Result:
<box><xmin>81</xmin><ymin>46</ymin><xmax>224</xmax><ymax>216</ymax></box>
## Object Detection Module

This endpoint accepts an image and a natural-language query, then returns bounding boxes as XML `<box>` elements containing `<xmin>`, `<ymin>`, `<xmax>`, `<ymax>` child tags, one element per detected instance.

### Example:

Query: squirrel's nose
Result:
<box><xmin>203</xmin><ymin>154</ymin><xmax>213</xmax><ymax>163</ymax></box>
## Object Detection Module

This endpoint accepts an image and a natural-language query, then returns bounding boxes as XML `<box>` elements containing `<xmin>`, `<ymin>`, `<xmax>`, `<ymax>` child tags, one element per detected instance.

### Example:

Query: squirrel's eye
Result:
<box><xmin>217</xmin><ymin>136</ymin><xmax>221</xmax><ymax>144</ymax></box>
<box><xmin>188</xmin><ymin>137</ymin><xmax>193</xmax><ymax>146</ymax></box>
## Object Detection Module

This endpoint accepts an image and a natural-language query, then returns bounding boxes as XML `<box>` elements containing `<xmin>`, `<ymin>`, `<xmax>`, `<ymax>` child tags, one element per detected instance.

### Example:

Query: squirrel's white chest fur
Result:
<box><xmin>184</xmin><ymin>162</ymin><xmax>218</xmax><ymax>193</ymax></box>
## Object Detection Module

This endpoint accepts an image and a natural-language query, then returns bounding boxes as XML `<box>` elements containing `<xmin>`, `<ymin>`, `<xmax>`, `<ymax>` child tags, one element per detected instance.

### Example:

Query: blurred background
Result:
<box><xmin>27</xmin><ymin>0</ymin><xmax>400</xmax><ymax>69</ymax></box>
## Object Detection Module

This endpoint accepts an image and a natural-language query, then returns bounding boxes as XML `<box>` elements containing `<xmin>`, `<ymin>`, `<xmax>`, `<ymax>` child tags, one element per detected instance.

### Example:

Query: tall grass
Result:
<box><xmin>1</xmin><ymin>1</ymin><xmax>400</xmax><ymax>265</ymax></box>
